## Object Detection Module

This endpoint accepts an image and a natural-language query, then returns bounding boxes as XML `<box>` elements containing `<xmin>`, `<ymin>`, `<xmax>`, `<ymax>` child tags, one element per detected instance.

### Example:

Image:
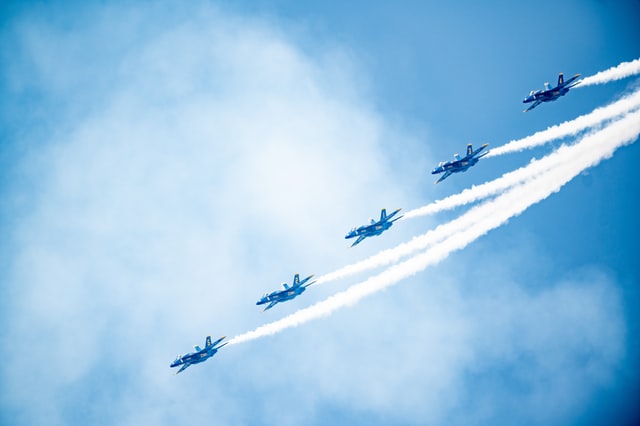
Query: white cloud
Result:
<box><xmin>0</xmin><ymin>3</ymin><xmax>422</xmax><ymax>425</ymax></box>
<box><xmin>0</xmin><ymin>3</ymin><xmax>629</xmax><ymax>426</ymax></box>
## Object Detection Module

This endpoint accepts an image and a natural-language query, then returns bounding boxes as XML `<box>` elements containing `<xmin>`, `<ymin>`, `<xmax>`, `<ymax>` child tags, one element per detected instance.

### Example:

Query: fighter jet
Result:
<box><xmin>256</xmin><ymin>273</ymin><xmax>316</xmax><ymax>311</ymax></box>
<box><xmin>170</xmin><ymin>335</ymin><xmax>227</xmax><ymax>374</ymax></box>
<box><xmin>431</xmin><ymin>143</ymin><xmax>489</xmax><ymax>184</ymax></box>
<box><xmin>523</xmin><ymin>72</ymin><xmax>581</xmax><ymax>112</ymax></box>
<box><xmin>345</xmin><ymin>208</ymin><xmax>403</xmax><ymax>247</ymax></box>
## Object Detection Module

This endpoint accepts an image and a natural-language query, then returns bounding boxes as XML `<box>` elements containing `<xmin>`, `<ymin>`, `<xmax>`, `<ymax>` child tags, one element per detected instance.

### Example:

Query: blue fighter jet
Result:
<box><xmin>170</xmin><ymin>335</ymin><xmax>227</xmax><ymax>374</ymax></box>
<box><xmin>523</xmin><ymin>72</ymin><xmax>581</xmax><ymax>112</ymax></box>
<box><xmin>345</xmin><ymin>208</ymin><xmax>403</xmax><ymax>247</ymax></box>
<box><xmin>256</xmin><ymin>273</ymin><xmax>316</xmax><ymax>311</ymax></box>
<box><xmin>431</xmin><ymin>143</ymin><xmax>489</xmax><ymax>184</ymax></box>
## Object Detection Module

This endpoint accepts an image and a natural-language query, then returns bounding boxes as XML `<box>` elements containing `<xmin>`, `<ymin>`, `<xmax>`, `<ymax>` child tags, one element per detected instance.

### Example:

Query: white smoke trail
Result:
<box><xmin>315</xmin><ymin>96</ymin><xmax>640</xmax><ymax>285</ymax></box>
<box><xmin>405</xmin><ymin>89</ymin><xmax>640</xmax><ymax>218</ymax></box>
<box><xmin>229</xmin><ymin>110</ymin><xmax>640</xmax><ymax>345</ymax></box>
<box><xmin>485</xmin><ymin>87</ymin><xmax>640</xmax><ymax>158</ymax></box>
<box><xmin>579</xmin><ymin>58</ymin><xmax>640</xmax><ymax>87</ymax></box>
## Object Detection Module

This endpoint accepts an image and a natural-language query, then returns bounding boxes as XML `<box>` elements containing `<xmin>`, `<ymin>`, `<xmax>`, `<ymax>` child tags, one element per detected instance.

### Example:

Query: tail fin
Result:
<box><xmin>292</xmin><ymin>274</ymin><xmax>300</xmax><ymax>287</ymax></box>
<box><xmin>205</xmin><ymin>336</ymin><xmax>212</xmax><ymax>347</ymax></box>
<box><xmin>380</xmin><ymin>208</ymin><xmax>387</xmax><ymax>221</ymax></box>
<box><xmin>557</xmin><ymin>73</ymin><xmax>564</xmax><ymax>87</ymax></box>
<box><xmin>466</xmin><ymin>144</ymin><xmax>473</xmax><ymax>156</ymax></box>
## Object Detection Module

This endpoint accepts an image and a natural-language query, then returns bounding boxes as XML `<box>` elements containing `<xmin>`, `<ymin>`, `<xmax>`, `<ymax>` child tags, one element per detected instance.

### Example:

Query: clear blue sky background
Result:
<box><xmin>1</xmin><ymin>1</ymin><xmax>639</xmax><ymax>425</ymax></box>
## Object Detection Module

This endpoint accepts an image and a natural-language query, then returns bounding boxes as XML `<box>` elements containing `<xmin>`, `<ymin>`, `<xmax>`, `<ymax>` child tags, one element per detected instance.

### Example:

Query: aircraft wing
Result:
<box><xmin>523</xmin><ymin>100</ymin><xmax>542</xmax><ymax>112</ymax></box>
<box><xmin>434</xmin><ymin>170</ymin><xmax>452</xmax><ymax>184</ymax></box>
<box><xmin>263</xmin><ymin>300</ymin><xmax>278</xmax><ymax>312</ymax></box>
<box><xmin>350</xmin><ymin>235</ymin><xmax>367</xmax><ymax>247</ymax></box>
<box><xmin>176</xmin><ymin>363</ymin><xmax>191</xmax><ymax>374</ymax></box>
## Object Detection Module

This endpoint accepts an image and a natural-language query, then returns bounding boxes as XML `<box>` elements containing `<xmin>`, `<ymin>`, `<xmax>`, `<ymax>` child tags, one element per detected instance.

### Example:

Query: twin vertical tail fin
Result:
<box><xmin>558</xmin><ymin>72</ymin><xmax>564</xmax><ymax>87</ymax></box>
<box><xmin>205</xmin><ymin>336</ymin><xmax>212</xmax><ymax>348</ymax></box>
<box><xmin>380</xmin><ymin>208</ymin><xmax>388</xmax><ymax>221</ymax></box>
<box><xmin>466</xmin><ymin>144</ymin><xmax>473</xmax><ymax>156</ymax></box>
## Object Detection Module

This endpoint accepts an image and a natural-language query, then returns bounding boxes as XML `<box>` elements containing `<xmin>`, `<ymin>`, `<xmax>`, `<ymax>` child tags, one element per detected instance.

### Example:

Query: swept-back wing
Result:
<box><xmin>350</xmin><ymin>235</ymin><xmax>367</xmax><ymax>247</ymax></box>
<box><xmin>435</xmin><ymin>170</ymin><xmax>453</xmax><ymax>184</ymax></box>
<box><xmin>263</xmin><ymin>300</ymin><xmax>278</xmax><ymax>312</ymax></box>
<box><xmin>524</xmin><ymin>99</ymin><xmax>542</xmax><ymax>112</ymax></box>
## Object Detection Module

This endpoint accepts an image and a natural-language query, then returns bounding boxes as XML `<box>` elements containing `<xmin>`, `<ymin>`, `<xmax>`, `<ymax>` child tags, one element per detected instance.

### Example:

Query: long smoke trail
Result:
<box><xmin>485</xmin><ymin>87</ymin><xmax>640</xmax><ymax>158</ymax></box>
<box><xmin>315</xmin><ymin>94</ymin><xmax>640</xmax><ymax>285</ymax></box>
<box><xmin>579</xmin><ymin>58</ymin><xmax>640</xmax><ymax>87</ymax></box>
<box><xmin>228</xmin><ymin>110</ymin><xmax>640</xmax><ymax>345</ymax></box>
<box><xmin>405</xmin><ymin>89</ymin><xmax>640</xmax><ymax>218</ymax></box>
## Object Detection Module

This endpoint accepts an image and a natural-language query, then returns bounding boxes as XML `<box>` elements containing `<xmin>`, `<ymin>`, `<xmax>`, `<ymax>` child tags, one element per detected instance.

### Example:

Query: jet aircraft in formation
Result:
<box><xmin>431</xmin><ymin>143</ymin><xmax>489</xmax><ymax>184</ymax></box>
<box><xmin>522</xmin><ymin>72</ymin><xmax>581</xmax><ymax>112</ymax></box>
<box><xmin>256</xmin><ymin>273</ymin><xmax>316</xmax><ymax>311</ymax></box>
<box><xmin>170</xmin><ymin>335</ymin><xmax>227</xmax><ymax>374</ymax></box>
<box><xmin>345</xmin><ymin>208</ymin><xmax>403</xmax><ymax>247</ymax></box>
<box><xmin>170</xmin><ymin>70</ymin><xmax>583</xmax><ymax>373</ymax></box>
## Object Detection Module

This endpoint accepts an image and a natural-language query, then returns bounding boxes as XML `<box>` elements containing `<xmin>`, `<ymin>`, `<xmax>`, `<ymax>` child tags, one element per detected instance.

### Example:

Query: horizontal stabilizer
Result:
<box><xmin>390</xmin><ymin>214</ymin><xmax>404</xmax><ymax>223</ymax></box>
<box><xmin>386</xmin><ymin>208</ymin><xmax>403</xmax><ymax>222</ymax></box>
<box><xmin>210</xmin><ymin>336</ymin><xmax>227</xmax><ymax>348</ymax></box>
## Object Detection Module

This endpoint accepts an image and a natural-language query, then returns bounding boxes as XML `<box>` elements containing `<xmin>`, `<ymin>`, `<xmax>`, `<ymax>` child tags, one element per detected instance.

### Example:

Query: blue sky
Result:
<box><xmin>1</xmin><ymin>1</ymin><xmax>639</xmax><ymax>425</ymax></box>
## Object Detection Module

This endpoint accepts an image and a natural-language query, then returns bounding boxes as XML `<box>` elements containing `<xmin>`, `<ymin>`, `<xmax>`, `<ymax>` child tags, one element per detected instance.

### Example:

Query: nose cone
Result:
<box><xmin>345</xmin><ymin>229</ymin><xmax>356</xmax><ymax>239</ymax></box>
<box><xmin>431</xmin><ymin>166</ymin><xmax>442</xmax><ymax>175</ymax></box>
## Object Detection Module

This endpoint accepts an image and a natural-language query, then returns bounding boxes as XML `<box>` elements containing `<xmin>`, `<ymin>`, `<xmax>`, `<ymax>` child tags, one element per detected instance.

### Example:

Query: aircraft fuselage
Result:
<box><xmin>257</xmin><ymin>287</ymin><xmax>305</xmax><ymax>305</ymax></box>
